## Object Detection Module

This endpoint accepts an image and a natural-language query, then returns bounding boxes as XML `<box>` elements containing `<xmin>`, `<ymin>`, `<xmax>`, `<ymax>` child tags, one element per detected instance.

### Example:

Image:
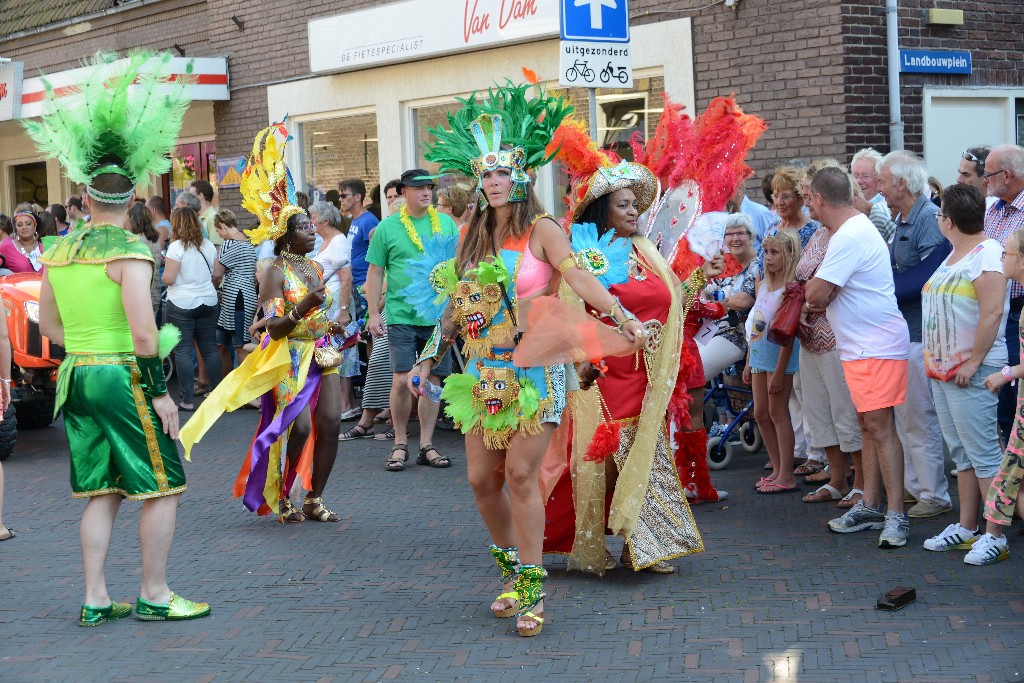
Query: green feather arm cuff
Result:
<box><xmin>136</xmin><ymin>354</ymin><xmax>168</xmax><ymax>398</ymax></box>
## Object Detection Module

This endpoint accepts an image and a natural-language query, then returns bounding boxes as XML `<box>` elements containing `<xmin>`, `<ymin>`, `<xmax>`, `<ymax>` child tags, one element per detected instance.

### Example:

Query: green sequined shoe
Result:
<box><xmin>135</xmin><ymin>593</ymin><xmax>211</xmax><ymax>621</ymax></box>
<box><xmin>79</xmin><ymin>601</ymin><xmax>132</xmax><ymax>627</ymax></box>
<box><xmin>489</xmin><ymin>545</ymin><xmax>519</xmax><ymax>618</ymax></box>
<box><xmin>513</xmin><ymin>565</ymin><xmax>547</xmax><ymax>637</ymax></box>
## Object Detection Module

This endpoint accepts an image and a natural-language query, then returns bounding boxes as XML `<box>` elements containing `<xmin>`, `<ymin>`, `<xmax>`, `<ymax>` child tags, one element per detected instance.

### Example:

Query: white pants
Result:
<box><xmin>790</xmin><ymin>371</ymin><xmax>825</xmax><ymax>463</ymax></box>
<box><xmin>894</xmin><ymin>342</ymin><xmax>951</xmax><ymax>505</ymax></box>
<box><xmin>701</xmin><ymin>336</ymin><xmax>745</xmax><ymax>382</ymax></box>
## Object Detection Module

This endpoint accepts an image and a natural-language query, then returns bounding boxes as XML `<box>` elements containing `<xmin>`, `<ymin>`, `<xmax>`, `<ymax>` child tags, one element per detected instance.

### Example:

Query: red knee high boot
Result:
<box><xmin>676</xmin><ymin>428</ymin><xmax>725</xmax><ymax>504</ymax></box>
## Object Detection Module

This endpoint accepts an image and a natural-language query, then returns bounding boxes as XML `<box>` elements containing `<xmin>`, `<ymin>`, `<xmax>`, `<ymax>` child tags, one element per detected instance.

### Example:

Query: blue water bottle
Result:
<box><xmin>411</xmin><ymin>376</ymin><xmax>443</xmax><ymax>402</ymax></box>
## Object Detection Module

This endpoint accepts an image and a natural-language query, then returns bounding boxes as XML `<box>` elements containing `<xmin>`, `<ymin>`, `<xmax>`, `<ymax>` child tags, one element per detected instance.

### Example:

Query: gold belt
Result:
<box><xmin>65</xmin><ymin>352</ymin><xmax>137</xmax><ymax>365</ymax></box>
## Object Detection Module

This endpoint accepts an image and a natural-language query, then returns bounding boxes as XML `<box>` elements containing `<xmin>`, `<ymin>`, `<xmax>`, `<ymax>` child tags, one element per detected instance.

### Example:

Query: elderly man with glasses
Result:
<box><xmin>877</xmin><ymin>150</ymin><xmax>954</xmax><ymax>522</ymax></box>
<box><xmin>983</xmin><ymin>145</ymin><xmax>1024</xmax><ymax>443</ymax></box>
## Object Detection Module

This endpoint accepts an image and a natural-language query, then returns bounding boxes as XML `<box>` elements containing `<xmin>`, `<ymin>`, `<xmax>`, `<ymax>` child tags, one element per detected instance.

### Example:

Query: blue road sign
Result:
<box><xmin>561</xmin><ymin>0</ymin><xmax>630</xmax><ymax>43</ymax></box>
<box><xmin>899</xmin><ymin>50</ymin><xmax>971</xmax><ymax>75</ymax></box>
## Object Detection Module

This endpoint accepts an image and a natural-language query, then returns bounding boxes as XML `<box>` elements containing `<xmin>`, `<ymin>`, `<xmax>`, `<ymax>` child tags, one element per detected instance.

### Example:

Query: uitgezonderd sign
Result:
<box><xmin>308</xmin><ymin>0</ymin><xmax>559</xmax><ymax>74</ymax></box>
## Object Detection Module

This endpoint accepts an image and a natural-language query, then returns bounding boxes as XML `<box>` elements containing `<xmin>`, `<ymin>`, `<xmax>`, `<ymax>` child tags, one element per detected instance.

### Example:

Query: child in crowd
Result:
<box><xmin>744</xmin><ymin>228</ymin><xmax>802</xmax><ymax>494</ymax></box>
<box><xmin>978</xmin><ymin>226</ymin><xmax>1024</xmax><ymax>565</ymax></box>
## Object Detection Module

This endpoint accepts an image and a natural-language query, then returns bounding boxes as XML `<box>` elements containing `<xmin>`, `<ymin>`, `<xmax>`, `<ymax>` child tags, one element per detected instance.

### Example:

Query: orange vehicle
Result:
<box><xmin>0</xmin><ymin>271</ymin><xmax>62</xmax><ymax>460</ymax></box>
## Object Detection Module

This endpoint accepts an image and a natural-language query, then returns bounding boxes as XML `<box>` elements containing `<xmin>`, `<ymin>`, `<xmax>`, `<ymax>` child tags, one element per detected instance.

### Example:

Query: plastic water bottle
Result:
<box><xmin>411</xmin><ymin>376</ymin><xmax>443</xmax><ymax>402</ymax></box>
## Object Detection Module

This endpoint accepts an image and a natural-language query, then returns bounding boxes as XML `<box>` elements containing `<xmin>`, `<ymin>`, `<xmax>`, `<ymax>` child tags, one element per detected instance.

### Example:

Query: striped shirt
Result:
<box><xmin>984</xmin><ymin>189</ymin><xmax>1024</xmax><ymax>299</ymax></box>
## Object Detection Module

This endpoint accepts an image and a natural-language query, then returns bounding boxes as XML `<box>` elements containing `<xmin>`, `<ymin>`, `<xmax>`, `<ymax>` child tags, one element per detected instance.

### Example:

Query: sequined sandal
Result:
<box><xmin>79</xmin><ymin>601</ymin><xmax>132</xmax><ymax>627</ymax></box>
<box><xmin>135</xmin><ymin>593</ymin><xmax>211</xmax><ymax>621</ymax></box>
<box><xmin>513</xmin><ymin>565</ymin><xmax>547</xmax><ymax>637</ymax></box>
<box><xmin>620</xmin><ymin>548</ymin><xmax>676</xmax><ymax>574</ymax></box>
<box><xmin>302</xmin><ymin>495</ymin><xmax>340</xmax><ymax>522</ymax></box>
<box><xmin>489</xmin><ymin>545</ymin><xmax>520</xmax><ymax>618</ymax></box>
<box><xmin>279</xmin><ymin>498</ymin><xmax>305</xmax><ymax>523</ymax></box>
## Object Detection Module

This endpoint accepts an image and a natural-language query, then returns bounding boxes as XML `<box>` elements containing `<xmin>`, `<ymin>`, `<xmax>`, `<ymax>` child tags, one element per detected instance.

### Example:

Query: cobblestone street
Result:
<box><xmin>1</xmin><ymin>407</ymin><xmax>1022</xmax><ymax>682</ymax></box>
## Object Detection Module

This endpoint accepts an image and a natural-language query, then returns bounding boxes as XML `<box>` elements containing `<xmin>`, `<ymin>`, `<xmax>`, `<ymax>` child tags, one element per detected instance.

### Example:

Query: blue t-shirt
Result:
<box><xmin>349</xmin><ymin>211</ymin><xmax>379</xmax><ymax>287</ymax></box>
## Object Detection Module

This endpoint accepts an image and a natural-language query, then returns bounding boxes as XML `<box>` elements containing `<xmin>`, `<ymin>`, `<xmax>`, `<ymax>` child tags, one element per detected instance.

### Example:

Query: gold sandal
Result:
<box><xmin>279</xmin><ymin>498</ymin><xmax>305</xmax><ymax>523</ymax></box>
<box><xmin>621</xmin><ymin>548</ymin><xmax>675</xmax><ymax>574</ymax></box>
<box><xmin>302</xmin><ymin>496</ymin><xmax>340</xmax><ymax>522</ymax></box>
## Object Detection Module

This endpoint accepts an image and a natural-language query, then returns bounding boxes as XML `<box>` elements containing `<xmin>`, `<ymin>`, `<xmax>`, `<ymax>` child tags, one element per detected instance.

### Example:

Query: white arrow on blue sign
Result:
<box><xmin>561</xmin><ymin>0</ymin><xmax>630</xmax><ymax>43</ymax></box>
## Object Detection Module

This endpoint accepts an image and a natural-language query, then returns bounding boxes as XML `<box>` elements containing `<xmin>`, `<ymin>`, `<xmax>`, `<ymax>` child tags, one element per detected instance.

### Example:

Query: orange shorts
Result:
<box><xmin>841</xmin><ymin>359</ymin><xmax>908</xmax><ymax>413</ymax></box>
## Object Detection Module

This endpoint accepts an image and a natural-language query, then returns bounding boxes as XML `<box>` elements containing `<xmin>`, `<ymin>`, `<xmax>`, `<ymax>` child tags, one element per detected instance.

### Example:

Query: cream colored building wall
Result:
<box><xmin>271</xmin><ymin>18</ymin><xmax>695</xmax><ymax>208</ymax></box>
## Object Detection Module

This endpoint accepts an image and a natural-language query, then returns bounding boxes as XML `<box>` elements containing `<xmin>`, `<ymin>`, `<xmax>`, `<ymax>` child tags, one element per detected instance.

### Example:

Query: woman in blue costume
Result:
<box><xmin>406</xmin><ymin>81</ymin><xmax>645</xmax><ymax>636</ymax></box>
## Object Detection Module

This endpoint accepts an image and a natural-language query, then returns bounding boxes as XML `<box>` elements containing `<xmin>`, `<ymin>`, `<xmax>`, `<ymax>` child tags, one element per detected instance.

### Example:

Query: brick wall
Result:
<box><xmin>0</xmin><ymin>0</ymin><xmax>209</xmax><ymax>72</ymax></box>
<box><xmin>842</xmin><ymin>0</ymin><xmax>1024</xmax><ymax>158</ymax></box>
<box><xmin>207</xmin><ymin>0</ymin><xmax>395</xmax><ymax>226</ymax></box>
<box><xmin>634</xmin><ymin>0</ymin><xmax>849</xmax><ymax>195</ymax></box>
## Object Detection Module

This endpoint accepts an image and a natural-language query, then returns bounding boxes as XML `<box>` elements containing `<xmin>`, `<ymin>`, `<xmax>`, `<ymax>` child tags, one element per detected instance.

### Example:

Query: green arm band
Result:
<box><xmin>136</xmin><ymin>354</ymin><xmax>168</xmax><ymax>398</ymax></box>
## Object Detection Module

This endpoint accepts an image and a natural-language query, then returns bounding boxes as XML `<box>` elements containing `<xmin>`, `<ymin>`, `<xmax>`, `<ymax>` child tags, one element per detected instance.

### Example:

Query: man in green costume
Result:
<box><xmin>26</xmin><ymin>52</ymin><xmax>210</xmax><ymax>625</ymax></box>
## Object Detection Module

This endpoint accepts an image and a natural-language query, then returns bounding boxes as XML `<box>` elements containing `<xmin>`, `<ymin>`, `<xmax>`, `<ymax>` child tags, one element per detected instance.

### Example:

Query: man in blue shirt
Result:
<box><xmin>339</xmin><ymin>178</ymin><xmax>380</xmax><ymax>322</ymax></box>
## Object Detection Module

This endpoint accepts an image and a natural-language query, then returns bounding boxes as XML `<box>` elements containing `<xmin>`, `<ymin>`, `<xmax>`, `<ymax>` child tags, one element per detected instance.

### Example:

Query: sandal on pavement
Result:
<box><xmin>804</xmin><ymin>470</ymin><xmax>832</xmax><ymax>485</ymax></box>
<box><xmin>302</xmin><ymin>496</ymin><xmax>340</xmax><ymax>522</ymax></box>
<box><xmin>417</xmin><ymin>445</ymin><xmax>451</xmax><ymax>468</ymax></box>
<box><xmin>754</xmin><ymin>476</ymin><xmax>775</xmax><ymax>490</ymax></box>
<box><xmin>279</xmin><ymin>498</ymin><xmax>305</xmax><ymax>523</ymax></box>
<box><xmin>177</xmin><ymin>402</ymin><xmax>195</xmax><ymax>412</ymax></box>
<box><xmin>386</xmin><ymin>445</ymin><xmax>408</xmax><ymax>471</ymax></box>
<box><xmin>793</xmin><ymin>461</ymin><xmax>823</xmax><ymax>476</ymax></box>
<box><xmin>803</xmin><ymin>484</ymin><xmax>846</xmax><ymax>503</ymax></box>
<box><xmin>193</xmin><ymin>381</ymin><xmax>211</xmax><ymax>397</ymax></box>
<box><xmin>604</xmin><ymin>549</ymin><xmax>617</xmax><ymax>571</ymax></box>
<box><xmin>374</xmin><ymin>428</ymin><xmax>396</xmax><ymax>441</ymax></box>
<box><xmin>135</xmin><ymin>593</ymin><xmax>211</xmax><ymax>621</ymax></box>
<box><xmin>0</xmin><ymin>528</ymin><xmax>14</xmax><ymax>541</ymax></box>
<box><xmin>79</xmin><ymin>601</ymin><xmax>132</xmax><ymax>627</ymax></box>
<box><xmin>489</xmin><ymin>545</ymin><xmax>520</xmax><ymax>618</ymax></box>
<box><xmin>756</xmin><ymin>481</ymin><xmax>800</xmax><ymax>495</ymax></box>
<box><xmin>339</xmin><ymin>423</ymin><xmax>374</xmax><ymax>441</ymax></box>
<box><xmin>340</xmin><ymin>408</ymin><xmax>362</xmax><ymax>421</ymax></box>
<box><xmin>621</xmin><ymin>548</ymin><xmax>675</xmax><ymax>574</ymax></box>
<box><xmin>513</xmin><ymin>565</ymin><xmax>547</xmax><ymax>637</ymax></box>
<box><xmin>837</xmin><ymin>488</ymin><xmax>864</xmax><ymax>509</ymax></box>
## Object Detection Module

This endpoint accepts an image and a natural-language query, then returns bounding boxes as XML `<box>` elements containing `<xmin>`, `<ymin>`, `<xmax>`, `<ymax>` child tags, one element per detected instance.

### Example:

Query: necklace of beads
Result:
<box><xmin>281</xmin><ymin>251</ymin><xmax>321</xmax><ymax>281</ymax></box>
<box><xmin>400</xmin><ymin>205</ymin><xmax>442</xmax><ymax>252</ymax></box>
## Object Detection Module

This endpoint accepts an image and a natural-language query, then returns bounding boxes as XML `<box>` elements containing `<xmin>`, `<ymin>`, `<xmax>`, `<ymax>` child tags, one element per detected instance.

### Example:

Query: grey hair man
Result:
<box><xmin>877</xmin><ymin>150</ymin><xmax>952</xmax><ymax>520</ymax></box>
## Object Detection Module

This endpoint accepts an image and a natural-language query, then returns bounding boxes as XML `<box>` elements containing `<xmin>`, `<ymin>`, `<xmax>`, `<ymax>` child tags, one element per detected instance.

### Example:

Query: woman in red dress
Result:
<box><xmin>542</xmin><ymin>160</ymin><xmax>723</xmax><ymax>574</ymax></box>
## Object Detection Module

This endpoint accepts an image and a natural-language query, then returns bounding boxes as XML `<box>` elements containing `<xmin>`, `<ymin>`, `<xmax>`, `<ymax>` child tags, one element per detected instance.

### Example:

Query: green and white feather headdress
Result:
<box><xmin>424</xmin><ymin>77</ymin><xmax>572</xmax><ymax>203</ymax></box>
<box><xmin>22</xmin><ymin>51</ymin><xmax>193</xmax><ymax>204</ymax></box>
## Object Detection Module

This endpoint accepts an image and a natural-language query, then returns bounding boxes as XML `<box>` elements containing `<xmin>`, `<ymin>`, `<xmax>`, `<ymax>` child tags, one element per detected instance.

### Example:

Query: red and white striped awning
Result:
<box><xmin>18</xmin><ymin>56</ymin><xmax>228</xmax><ymax>119</ymax></box>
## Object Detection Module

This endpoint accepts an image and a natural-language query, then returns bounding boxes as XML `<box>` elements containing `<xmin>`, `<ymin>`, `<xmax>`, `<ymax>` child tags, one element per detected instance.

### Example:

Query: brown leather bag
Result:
<box><xmin>767</xmin><ymin>281</ymin><xmax>805</xmax><ymax>347</ymax></box>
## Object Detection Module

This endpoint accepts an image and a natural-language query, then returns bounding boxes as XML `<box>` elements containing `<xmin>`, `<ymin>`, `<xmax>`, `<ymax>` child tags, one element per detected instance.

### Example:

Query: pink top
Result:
<box><xmin>517</xmin><ymin>242</ymin><xmax>552</xmax><ymax>298</ymax></box>
<box><xmin>0</xmin><ymin>238</ymin><xmax>42</xmax><ymax>273</ymax></box>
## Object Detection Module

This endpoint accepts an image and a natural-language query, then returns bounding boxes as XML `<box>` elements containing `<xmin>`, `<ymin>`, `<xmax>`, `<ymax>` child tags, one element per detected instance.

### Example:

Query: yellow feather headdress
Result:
<box><xmin>240</xmin><ymin>120</ymin><xmax>305</xmax><ymax>245</ymax></box>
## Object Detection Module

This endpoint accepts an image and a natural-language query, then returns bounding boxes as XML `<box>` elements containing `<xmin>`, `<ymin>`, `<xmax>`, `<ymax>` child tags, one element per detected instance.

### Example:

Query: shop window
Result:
<box><xmin>11</xmin><ymin>161</ymin><xmax>48</xmax><ymax>208</ymax></box>
<box><xmin>549</xmin><ymin>74</ymin><xmax>664</xmax><ymax>205</ymax></box>
<box><xmin>411</xmin><ymin>103</ymin><xmax>475</xmax><ymax>192</ymax></box>
<box><xmin>166</xmin><ymin>141</ymin><xmax>216</xmax><ymax>208</ymax></box>
<box><xmin>299</xmin><ymin>112</ymin><xmax>380</xmax><ymax>205</ymax></box>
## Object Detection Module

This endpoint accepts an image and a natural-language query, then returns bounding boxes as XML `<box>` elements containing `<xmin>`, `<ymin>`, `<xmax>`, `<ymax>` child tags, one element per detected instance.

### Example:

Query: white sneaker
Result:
<box><xmin>922</xmin><ymin>523</ymin><xmax>980</xmax><ymax>551</ymax></box>
<box><xmin>963</xmin><ymin>533</ymin><xmax>1009</xmax><ymax>566</ymax></box>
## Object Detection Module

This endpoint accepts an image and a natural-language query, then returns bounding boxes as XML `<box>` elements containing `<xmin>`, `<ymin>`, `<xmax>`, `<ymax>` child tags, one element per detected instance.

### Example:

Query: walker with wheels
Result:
<box><xmin>702</xmin><ymin>372</ymin><xmax>762</xmax><ymax>470</ymax></box>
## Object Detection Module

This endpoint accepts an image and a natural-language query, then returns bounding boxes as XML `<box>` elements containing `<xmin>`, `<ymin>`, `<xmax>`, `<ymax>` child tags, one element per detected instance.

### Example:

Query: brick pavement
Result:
<box><xmin>1</xmin><ymin>406</ymin><xmax>1022</xmax><ymax>682</ymax></box>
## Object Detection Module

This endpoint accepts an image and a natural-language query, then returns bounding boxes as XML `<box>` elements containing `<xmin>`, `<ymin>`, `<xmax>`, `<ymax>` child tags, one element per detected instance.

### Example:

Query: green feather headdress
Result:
<box><xmin>424</xmin><ymin>79</ymin><xmax>573</xmax><ymax>201</ymax></box>
<box><xmin>22</xmin><ymin>51</ymin><xmax>193</xmax><ymax>203</ymax></box>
